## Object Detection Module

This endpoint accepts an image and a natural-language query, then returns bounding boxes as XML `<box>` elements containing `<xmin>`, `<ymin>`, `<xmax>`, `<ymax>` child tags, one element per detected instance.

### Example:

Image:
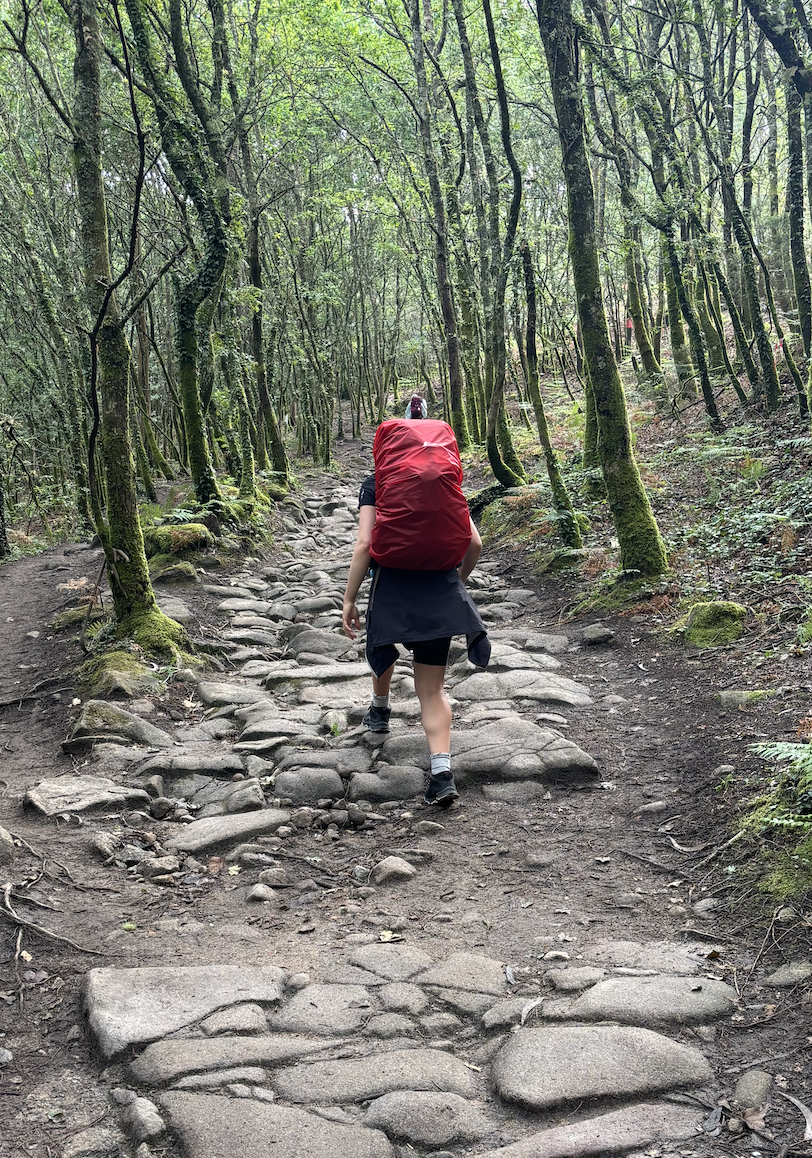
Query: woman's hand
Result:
<box><xmin>343</xmin><ymin>600</ymin><xmax>362</xmax><ymax>639</ymax></box>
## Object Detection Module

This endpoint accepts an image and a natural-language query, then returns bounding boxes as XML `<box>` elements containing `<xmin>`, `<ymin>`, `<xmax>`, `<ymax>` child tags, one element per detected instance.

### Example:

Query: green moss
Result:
<box><xmin>674</xmin><ymin>600</ymin><xmax>747</xmax><ymax>647</ymax></box>
<box><xmin>115</xmin><ymin>607</ymin><xmax>188</xmax><ymax>662</ymax></box>
<box><xmin>530</xmin><ymin>547</ymin><xmax>589</xmax><ymax>574</ymax></box>
<box><xmin>149</xmin><ymin>558</ymin><xmax>199</xmax><ymax>584</ymax></box>
<box><xmin>570</xmin><ymin>573</ymin><xmax>668</xmax><ymax>617</ymax></box>
<box><xmin>266</xmin><ymin>483</ymin><xmax>288</xmax><ymax>501</ymax></box>
<box><xmin>142</xmin><ymin>523</ymin><xmax>213</xmax><ymax>559</ymax></box>
<box><xmin>50</xmin><ymin>605</ymin><xmax>103</xmax><ymax>630</ymax></box>
<box><xmin>78</xmin><ymin>650</ymin><xmax>161</xmax><ymax>699</ymax></box>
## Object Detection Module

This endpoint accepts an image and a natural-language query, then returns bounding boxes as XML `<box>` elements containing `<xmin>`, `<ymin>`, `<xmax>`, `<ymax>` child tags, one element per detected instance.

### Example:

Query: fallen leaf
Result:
<box><xmin>520</xmin><ymin>997</ymin><xmax>544</xmax><ymax>1024</ymax></box>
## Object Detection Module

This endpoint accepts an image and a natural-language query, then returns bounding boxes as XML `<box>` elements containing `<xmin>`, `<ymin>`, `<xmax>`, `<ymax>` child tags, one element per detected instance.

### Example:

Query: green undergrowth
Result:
<box><xmin>736</xmin><ymin>742</ymin><xmax>812</xmax><ymax>899</ymax></box>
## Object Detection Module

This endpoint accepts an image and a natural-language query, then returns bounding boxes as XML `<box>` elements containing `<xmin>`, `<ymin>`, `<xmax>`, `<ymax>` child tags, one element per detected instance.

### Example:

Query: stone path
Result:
<box><xmin>13</xmin><ymin>481</ymin><xmax>792</xmax><ymax>1157</ymax></box>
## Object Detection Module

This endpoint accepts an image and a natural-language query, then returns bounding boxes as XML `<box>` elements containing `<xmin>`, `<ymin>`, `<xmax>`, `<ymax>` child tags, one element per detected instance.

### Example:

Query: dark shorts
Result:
<box><xmin>406</xmin><ymin>637</ymin><xmax>452</xmax><ymax>667</ymax></box>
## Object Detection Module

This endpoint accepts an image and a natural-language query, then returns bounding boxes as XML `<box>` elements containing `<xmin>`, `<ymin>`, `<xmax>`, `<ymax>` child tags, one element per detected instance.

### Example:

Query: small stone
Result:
<box><xmin>582</xmin><ymin>623</ymin><xmax>615</xmax><ymax>645</ymax></box>
<box><xmin>735</xmin><ymin>1068</ymin><xmax>774</xmax><ymax>1109</ymax></box>
<box><xmin>372</xmin><ymin>856</ymin><xmax>417</xmax><ymax>885</ymax></box>
<box><xmin>482</xmin><ymin>998</ymin><xmax>530</xmax><ymax>1029</ymax></box>
<box><xmin>414</xmin><ymin>821</ymin><xmax>444</xmax><ymax>836</ymax></box>
<box><xmin>247</xmin><ymin>884</ymin><xmax>278</xmax><ymax>903</ymax></box>
<box><xmin>548</xmin><ymin>967</ymin><xmax>605</xmax><ymax>992</ymax></box>
<box><xmin>379</xmin><ymin>983</ymin><xmax>428</xmax><ymax>1015</ymax></box>
<box><xmin>765</xmin><ymin>960</ymin><xmax>812</xmax><ymax>985</ymax></box>
<box><xmin>364</xmin><ymin>1013</ymin><xmax>416</xmax><ymax>1038</ymax></box>
<box><xmin>287</xmin><ymin>973</ymin><xmax>310</xmax><ymax>991</ymax></box>
<box><xmin>0</xmin><ymin>826</ymin><xmax>15</xmax><ymax>865</ymax></box>
<box><xmin>258</xmin><ymin>867</ymin><xmax>288</xmax><ymax>888</ymax></box>
<box><xmin>121</xmin><ymin>1097</ymin><xmax>164</xmax><ymax>1142</ymax></box>
<box><xmin>201</xmin><ymin>1004</ymin><xmax>268</xmax><ymax>1036</ymax></box>
<box><xmin>637</xmin><ymin>801</ymin><xmax>667</xmax><ymax>814</ymax></box>
<box><xmin>110</xmin><ymin>1088</ymin><xmax>136</xmax><ymax>1105</ymax></box>
<box><xmin>364</xmin><ymin>1091</ymin><xmax>494</xmax><ymax>1145</ymax></box>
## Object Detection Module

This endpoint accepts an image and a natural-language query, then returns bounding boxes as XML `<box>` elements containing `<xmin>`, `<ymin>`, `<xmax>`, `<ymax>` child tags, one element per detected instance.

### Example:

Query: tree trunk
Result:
<box><xmin>521</xmin><ymin>240</ymin><xmax>582</xmax><ymax>549</ymax></box>
<box><xmin>787</xmin><ymin>80</ymin><xmax>812</xmax><ymax>355</ymax></box>
<box><xmin>537</xmin><ymin>0</ymin><xmax>667</xmax><ymax>576</ymax></box>
<box><xmin>71</xmin><ymin>0</ymin><xmax>181</xmax><ymax>652</ymax></box>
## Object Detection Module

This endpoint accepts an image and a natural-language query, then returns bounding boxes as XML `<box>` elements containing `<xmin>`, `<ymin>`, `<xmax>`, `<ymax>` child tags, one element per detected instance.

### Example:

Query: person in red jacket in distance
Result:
<box><xmin>342</xmin><ymin>395</ymin><xmax>487</xmax><ymax>808</ymax></box>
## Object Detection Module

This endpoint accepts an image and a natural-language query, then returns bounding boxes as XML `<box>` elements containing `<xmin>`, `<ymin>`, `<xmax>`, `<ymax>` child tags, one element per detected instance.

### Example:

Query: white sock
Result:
<box><xmin>372</xmin><ymin>693</ymin><xmax>390</xmax><ymax>708</ymax></box>
<box><xmin>430</xmin><ymin>752</ymin><xmax>451</xmax><ymax>776</ymax></box>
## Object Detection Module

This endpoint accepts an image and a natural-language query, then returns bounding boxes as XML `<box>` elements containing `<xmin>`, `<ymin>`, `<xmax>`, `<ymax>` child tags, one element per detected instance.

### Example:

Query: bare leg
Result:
<box><xmin>413</xmin><ymin>662</ymin><xmax>452</xmax><ymax>754</ymax></box>
<box><xmin>372</xmin><ymin>662</ymin><xmax>395</xmax><ymax>699</ymax></box>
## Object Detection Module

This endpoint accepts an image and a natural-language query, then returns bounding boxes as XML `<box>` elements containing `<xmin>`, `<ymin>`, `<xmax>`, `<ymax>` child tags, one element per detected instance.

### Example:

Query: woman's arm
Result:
<box><xmin>458</xmin><ymin>517</ymin><xmax>482</xmax><ymax>584</ymax></box>
<box><xmin>342</xmin><ymin>505</ymin><xmax>376</xmax><ymax>638</ymax></box>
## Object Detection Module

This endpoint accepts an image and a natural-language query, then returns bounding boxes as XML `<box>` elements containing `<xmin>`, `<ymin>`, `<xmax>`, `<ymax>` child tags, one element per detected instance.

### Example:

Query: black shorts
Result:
<box><xmin>406</xmin><ymin>637</ymin><xmax>452</xmax><ymax>667</ymax></box>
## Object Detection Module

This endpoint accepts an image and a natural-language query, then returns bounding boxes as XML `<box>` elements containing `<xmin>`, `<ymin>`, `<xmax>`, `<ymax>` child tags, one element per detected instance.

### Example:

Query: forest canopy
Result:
<box><xmin>1</xmin><ymin>0</ymin><xmax>811</xmax><ymax>644</ymax></box>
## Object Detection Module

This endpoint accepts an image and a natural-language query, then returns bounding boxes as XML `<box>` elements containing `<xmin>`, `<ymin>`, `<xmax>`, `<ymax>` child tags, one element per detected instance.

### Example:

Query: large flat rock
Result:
<box><xmin>24</xmin><ymin>775</ymin><xmax>150</xmax><ymax>816</ymax></box>
<box><xmin>493</xmin><ymin>1027</ymin><xmax>712</xmax><ymax>1110</ymax></box>
<box><xmin>451</xmin><ymin>670</ymin><xmax>592</xmax><ymax>708</ymax></box>
<box><xmin>416</xmin><ymin>952</ymin><xmax>507</xmax><ymax>996</ymax></box>
<box><xmin>67</xmin><ymin>699</ymin><xmax>174</xmax><ymax>748</ymax></box>
<box><xmin>380</xmin><ymin>719</ymin><xmax>598</xmax><ymax>784</ymax></box>
<box><xmin>130</xmin><ymin>1034</ymin><xmax>338</xmax><ymax>1085</ymax></box>
<box><xmin>585</xmin><ymin>941</ymin><xmax>701</xmax><ymax>975</ymax></box>
<box><xmin>137</xmin><ymin>752</ymin><xmax>245</xmax><ymax>778</ymax></box>
<box><xmin>273</xmin><ymin>1049</ymin><xmax>479</xmax><ymax>1103</ymax></box>
<box><xmin>263</xmin><ymin>663</ymin><xmax>370</xmax><ymax>688</ymax></box>
<box><xmin>566</xmin><ymin>976</ymin><xmax>738</xmax><ymax>1025</ymax></box>
<box><xmin>165</xmin><ymin>809</ymin><xmax>290</xmax><ymax>853</ymax></box>
<box><xmin>85</xmin><ymin>965</ymin><xmax>286</xmax><ymax>1058</ymax></box>
<box><xmin>349</xmin><ymin>944</ymin><xmax>434</xmax><ymax>981</ymax></box>
<box><xmin>269</xmin><ymin>985</ymin><xmax>376</xmax><ymax>1034</ymax></box>
<box><xmin>160</xmin><ymin>1094</ymin><xmax>395</xmax><ymax>1158</ymax></box>
<box><xmin>475</xmin><ymin>1102</ymin><xmax>702</xmax><ymax>1158</ymax></box>
<box><xmin>198</xmin><ymin>682</ymin><xmax>270</xmax><ymax>707</ymax></box>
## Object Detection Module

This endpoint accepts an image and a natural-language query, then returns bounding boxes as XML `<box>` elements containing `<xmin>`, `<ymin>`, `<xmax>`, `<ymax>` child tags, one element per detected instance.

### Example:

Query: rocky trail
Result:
<box><xmin>1</xmin><ymin>451</ymin><xmax>811</xmax><ymax>1158</ymax></box>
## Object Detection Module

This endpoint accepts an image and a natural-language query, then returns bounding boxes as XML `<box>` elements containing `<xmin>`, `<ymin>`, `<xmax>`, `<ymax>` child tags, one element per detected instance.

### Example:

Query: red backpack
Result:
<box><xmin>369</xmin><ymin>419</ymin><xmax>472</xmax><ymax>570</ymax></box>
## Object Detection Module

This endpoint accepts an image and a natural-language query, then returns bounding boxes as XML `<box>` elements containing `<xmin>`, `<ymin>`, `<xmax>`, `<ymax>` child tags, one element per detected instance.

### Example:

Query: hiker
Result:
<box><xmin>342</xmin><ymin>394</ymin><xmax>490</xmax><ymax>808</ymax></box>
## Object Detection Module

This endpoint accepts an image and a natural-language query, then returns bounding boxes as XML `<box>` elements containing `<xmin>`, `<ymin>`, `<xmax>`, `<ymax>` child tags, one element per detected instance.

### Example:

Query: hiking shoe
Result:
<box><xmin>424</xmin><ymin>771</ymin><xmax>459</xmax><ymax>808</ymax></box>
<box><xmin>362</xmin><ymin>704</ymin><xmax>391</xmax><ymax>732</ymax></box>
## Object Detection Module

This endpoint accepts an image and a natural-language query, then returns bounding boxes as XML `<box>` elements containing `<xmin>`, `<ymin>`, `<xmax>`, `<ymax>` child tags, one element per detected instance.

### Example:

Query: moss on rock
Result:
<box><xmin>149</xmin><ymin>558</ymin><xmax>200</xmax><ymax>584</ymax></box>
<box><xmin>78</xmin><ymin>650</ymin><xmax>161</xmax><ymax>699</ymax></box>
<box><xmin>50</xmin><ymin>605</ymin><xmax>103</xmax><ymax>631</ymax></box>
<box><xmin>675</xmin><ymin>601</ymin><xmax>747</xmax><ymax>647</ymax></box>
<box><xmin>142</xmin><ymin>523</ymin><xmax>213</xmax><ymax>559</ymax></box>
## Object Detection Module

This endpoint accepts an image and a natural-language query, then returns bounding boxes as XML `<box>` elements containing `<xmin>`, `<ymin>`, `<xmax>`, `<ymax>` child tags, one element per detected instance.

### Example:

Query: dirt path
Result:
<box><xmin>0</xmin><ymin>460</ymin><xmax>810</xmax><ymax>1158</ymax></box>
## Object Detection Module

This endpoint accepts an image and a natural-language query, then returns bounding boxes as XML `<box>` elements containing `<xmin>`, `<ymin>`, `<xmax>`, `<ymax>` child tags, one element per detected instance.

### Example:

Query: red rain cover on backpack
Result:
<box><xmin>369</xmin><ymin>419</ymin><xmax>472</xmax><ymax>570</ymax></box>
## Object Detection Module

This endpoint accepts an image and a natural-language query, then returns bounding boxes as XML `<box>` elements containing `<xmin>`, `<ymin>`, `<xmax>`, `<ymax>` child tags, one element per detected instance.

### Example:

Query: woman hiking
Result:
<box><xmin>341</xmin><ymin>395</ymin><xmax>490</xmax><ymax>808</ymax></box>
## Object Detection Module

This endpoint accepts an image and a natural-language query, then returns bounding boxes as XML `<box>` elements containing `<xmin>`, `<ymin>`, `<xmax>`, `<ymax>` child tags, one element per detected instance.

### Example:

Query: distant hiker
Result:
<box><xmin>342</xmin><ymin>396</ymin><xmax>490</xmax><ymax>808</ymax></box>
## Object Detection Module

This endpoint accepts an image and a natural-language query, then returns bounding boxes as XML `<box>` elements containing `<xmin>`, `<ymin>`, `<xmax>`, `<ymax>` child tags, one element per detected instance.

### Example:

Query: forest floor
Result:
<box><xmin>0</xmin><ymin>416</ymin><xmax>811</xmax><ymax>1158</ymax></box>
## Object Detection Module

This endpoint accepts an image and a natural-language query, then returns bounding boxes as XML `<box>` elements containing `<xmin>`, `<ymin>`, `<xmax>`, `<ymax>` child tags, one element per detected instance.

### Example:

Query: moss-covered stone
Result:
<box><xmin>717</xmin><ymin>689</ymin><xmax>777</xmax><ymax>708</ymax></box>
<box><xmin>150</xmin><ymin>559</ymin><xmax>200</xmax><ymax>585</ymax></box>
<box><xmin>142</xmin><ymin>523</ymin><xmax>213</xmax><ymax>559</ymax></box>
<box><xmin>675</xmin><ymin>601</ymin><xmax>747</xmax><ymax>647</ymax></box>
<box><xmin>266</xmin><ymin>483</ymin><xmax>288</xmax><ymax>501</ymax></box>
<box><xmin>50</xmin><ymin>605</ymin><xmax>103</xmax><ymax>631</ymax></box>
<box><xmin>78</xmin><ymin>650</ymin><xmax>161</xmax><ymax>699</ymax></box>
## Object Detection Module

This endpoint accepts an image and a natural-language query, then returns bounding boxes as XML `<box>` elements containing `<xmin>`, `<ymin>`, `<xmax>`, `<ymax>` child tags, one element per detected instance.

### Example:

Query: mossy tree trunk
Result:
<box><xmin>124</xmin><ymin>0</ymin><xmax>227</xmax><ymax>507</ymax></box>
<box><xmin>452</xmin><ymin>0</ymin><xmax>522</xmax><ymax>481</ymax></box>
<box><xmin>787</xmin><ymin>80</ymin><xmax>812</xmax><ymax>356</ymax></box>
<box><xmin>408</xmin><ymin>0</ymin><xmax>469</xmax><ymax>452</ymax></box>
<box><xmin>0</xmin><ymin>468</ymin><xmax>9</xmax><ymax>558</ymax></box>
<box><xmin>70</xmin><ymin>0</ymin><xmax>182</xmax><ymax>652</ymax></box>
<box><xmin>538</xmin><ymin>0</ymin><xmax>667</xmax><ymax>577</ymax></box>
<box><xmin>521</xmin><ymin>240</ymin><xmax>582</xmax><ymax>549</ymax></box>
<box><xmin>222</xmin><ymin>20</ymin><xmax>289</xmax><ymax>487</ymax></box>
